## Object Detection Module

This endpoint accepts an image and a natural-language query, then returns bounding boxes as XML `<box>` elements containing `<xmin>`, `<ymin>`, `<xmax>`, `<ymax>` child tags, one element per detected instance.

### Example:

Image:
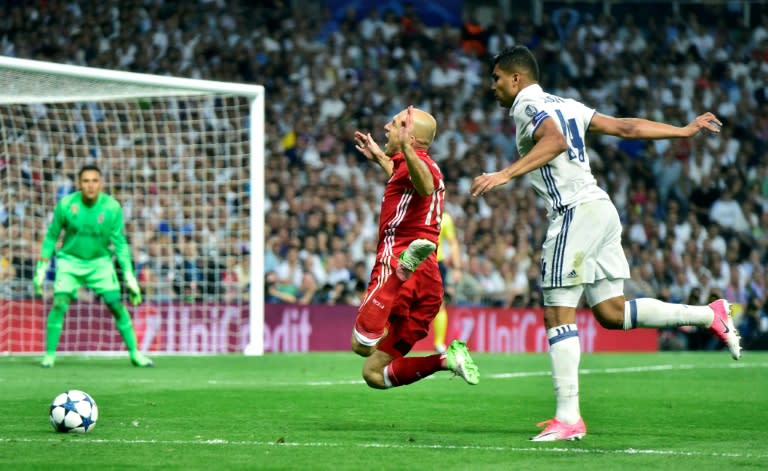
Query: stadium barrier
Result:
<box><xmin>1</xmin><ymin>301</ymin><xmax>658</xmax><ymax>353</ymax></box>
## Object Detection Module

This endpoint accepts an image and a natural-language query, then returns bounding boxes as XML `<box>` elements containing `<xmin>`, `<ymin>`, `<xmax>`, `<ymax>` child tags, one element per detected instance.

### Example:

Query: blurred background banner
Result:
<box><xmin>2</xmin><ymin>302</ymin><xmax>658</xmax><ymax>353</ymax></box>
<box><xmin>423</xmin><ymin>306</ymin><xmax>659</xmax><ymax>353</ymax></box>
<box><xmin>268</xmin><ymin>305</ymin><xmax>660</xmax><ymax>353</ymax></box>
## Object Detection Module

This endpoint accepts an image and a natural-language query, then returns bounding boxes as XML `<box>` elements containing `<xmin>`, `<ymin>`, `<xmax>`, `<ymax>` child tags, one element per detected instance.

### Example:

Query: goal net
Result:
<box><xmin>0</xmin><ymin>56</ymin><xmax>265</xmax><ymax>356</ymax></box>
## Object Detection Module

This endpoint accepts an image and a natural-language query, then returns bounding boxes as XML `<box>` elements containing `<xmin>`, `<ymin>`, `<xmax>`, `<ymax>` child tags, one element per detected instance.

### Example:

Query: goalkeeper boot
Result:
<box><xmin>396</xmin><ymin>239</ymin><xmax>436</xmax><ymax>280</ymax></box>
<box><xmin>40</xmin><ymin>354</ymin><xmax>56</xmax><ymax>368</ymax></box>
<box><xmin>130</xmin><ymin>352</ymin><xmax>154</xmax><ymax>368</ymax></box>
<box><xmin>444</xmin><ymin>340</ymin><xmax>479</xmax><ymax>385</ymax></box>
<box><xmin>708</xmin><ymin>299</ymin><xmax>741</xmax><ymax>360</ymax></box>
<box><xmin>530</xmin><ymin>417</ymin><xmax>587</xmax><ymax>442</ymax></box>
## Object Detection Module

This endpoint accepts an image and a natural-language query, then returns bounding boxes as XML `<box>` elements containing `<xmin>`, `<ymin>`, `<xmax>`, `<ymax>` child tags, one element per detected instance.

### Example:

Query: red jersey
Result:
<box><xmin>377</xmin><ymin>149</ymin><xmax>444</xmax><ymax>259</ymax></box>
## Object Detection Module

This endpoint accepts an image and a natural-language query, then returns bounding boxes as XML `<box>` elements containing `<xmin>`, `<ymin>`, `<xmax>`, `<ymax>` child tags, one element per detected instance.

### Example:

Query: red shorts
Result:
<box><xmin>365</xmin><ymin>256</ymin><xmax>443</xmax><ymax>358</ymax></box>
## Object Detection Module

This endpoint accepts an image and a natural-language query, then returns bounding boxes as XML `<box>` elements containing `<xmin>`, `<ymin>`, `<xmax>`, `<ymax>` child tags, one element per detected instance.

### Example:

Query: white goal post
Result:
<box><xmin>0</xmin><ymin>56</ymin><xmax>266</xmax><ymax>356</ymax></box>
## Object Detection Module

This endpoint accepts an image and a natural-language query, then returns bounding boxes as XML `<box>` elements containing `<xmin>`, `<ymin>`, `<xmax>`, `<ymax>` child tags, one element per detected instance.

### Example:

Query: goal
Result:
<box><xmin>0</xmin><ymin>56</ymin><xmax>266</xmax><ymax>356</ymax></box>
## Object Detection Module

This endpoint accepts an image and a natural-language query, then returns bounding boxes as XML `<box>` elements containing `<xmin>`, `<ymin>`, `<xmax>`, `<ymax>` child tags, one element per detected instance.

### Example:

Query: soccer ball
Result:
<box><xmin>49</xmin><ymin>390</ymin><xmax>99</xmax><ymax>433</ymax></box>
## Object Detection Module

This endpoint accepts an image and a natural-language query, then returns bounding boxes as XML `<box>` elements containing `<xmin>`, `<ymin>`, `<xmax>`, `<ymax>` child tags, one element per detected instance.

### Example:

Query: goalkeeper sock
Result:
<box><xmin>382</xmin><ymin>354</ymin><xmax>443</xmax><ymax>388</ymax></box>
<box><xmin>45</xmin><ymin>294</ymin><xmax>71</xmax><ymax>355</ymax></box>
<box><xmin>107</xmin><ymin>300</ymin><xmax>140</xmax><ymax>355</ymax></box>
<box><xmin>432</xmin><ymin>304</ymin><xmax>448</xmax><ymax>350</ymax></box>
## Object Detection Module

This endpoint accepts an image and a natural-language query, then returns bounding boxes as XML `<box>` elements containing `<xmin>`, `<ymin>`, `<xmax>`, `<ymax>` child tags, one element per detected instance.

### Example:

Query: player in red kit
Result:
<box><xmin>351</xmin><ymin>106</ymin><xmax>479</xmax><ymax>389</ymax></box>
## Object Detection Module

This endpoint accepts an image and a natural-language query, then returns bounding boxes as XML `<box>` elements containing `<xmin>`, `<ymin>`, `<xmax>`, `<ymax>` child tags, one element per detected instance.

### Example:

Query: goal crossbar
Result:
<box><xmin>0</xmin><ymin>56</ymin><xmax>265</xmax><ymax>102</ymax></box>
<box><xmin>0</xmin><ymin>55</ymin><xmax>265</xmax><ymax>356</ymax></box>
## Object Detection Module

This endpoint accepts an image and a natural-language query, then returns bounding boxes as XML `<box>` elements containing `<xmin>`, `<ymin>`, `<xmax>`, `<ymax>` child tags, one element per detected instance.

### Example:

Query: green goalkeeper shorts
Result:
<box><xmin>53</xmin><ymin>256</ymin><xmax>120</xmax><ymax>297</ymax></box>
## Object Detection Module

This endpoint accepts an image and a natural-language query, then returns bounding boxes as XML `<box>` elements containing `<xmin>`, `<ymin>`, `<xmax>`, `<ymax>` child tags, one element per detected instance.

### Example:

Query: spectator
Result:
<box><xmin>178</xmin><ymin>238</ymin><xmax>203</xmax><ymax>301</ymax></box>
<box><xmin>274</xmin><ymin>243</ymin><xmax>303</xmax><ymax>289</ymax></box>
<box><xmin>652</xmin><ymin>148</ymin><xmax>682</xmax><ymax>204</ymax></box>
<box><xmin>709</xmin><ymin>189</ymin><xmax>750</xmax><ymax>234</ymax></box>
<box><xmin>736</xmin><ymin>296</ymin><xmax>768</xmax><ymax>344</ymax></box>
<box><xmin>325</xmin><ymin>250</ymin><xmax>352</xmax><ymax>287</ymax></box>
<box><xmin>486</xmin><ymin>16</ymin><xmax>515</xmax><ymax>56</ymax></box>
<box><xmin>552</xmin><ymin>7</ymin><xmax>580</xmax><ymax>44</ymax></box>
<box><xmin>265</xmin><ymin>271</ymin><xmax>298</xmax><ymax>304</ymax></box>
<box><xmin>221</xmin><ymin>253</ymin><xmax>248</xmax><ymax>302</ymax></box>
<box><xmin>461</xmin><ymin>9</ymin><xmax>486</xmax><ymax>55</ymax></box>
<box><xmin>689</xmin><ymin>173</ymin><xmax>721</xmax><ymax>226</ymax></box>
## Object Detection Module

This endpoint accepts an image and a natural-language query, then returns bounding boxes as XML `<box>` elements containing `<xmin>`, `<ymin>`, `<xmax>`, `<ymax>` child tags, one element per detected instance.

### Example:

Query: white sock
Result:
<box><xmin>623</xmin><ymin>298</ymin><xmax>714</xmax><ymax>330</ymax></box>
<box><xmin>382</xmin><ymin>365</ymin><xmax>393</xmax><ymax>389</ymax></box>
<box><xmin>547</xmin><ymin>324</ymin><xmax>581</xmax><ymax>425</ymax></box>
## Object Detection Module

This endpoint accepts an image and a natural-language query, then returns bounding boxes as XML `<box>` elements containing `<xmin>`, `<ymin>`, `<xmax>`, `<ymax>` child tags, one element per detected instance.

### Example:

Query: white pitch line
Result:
<box><xmin>205</xmin><ymin>362</ymin><xmax>768</xmax><ymax>387</ymax></box>
<box><xmin>301</xmin><ymin>362</ymin><xmax>768</xmax><ymax>386</ymax></box>
<box><xmin>468</xmin><ymin>362</ymin><xmax>768</xmax><ymax>381</ymax></box>
<box><xmin>491</xmin><ymin>364</ymin><xmax>685</xmax><ymax>380</ymax></box>
<box><xmin>0</xmin><ymin>437</ymin><xmax>765</xmax><ymax>460</ymax></box>
<box><xmin>1</xmin><ymin>362</ymin><xmax>764</xmax><ymax>388</ymax></box>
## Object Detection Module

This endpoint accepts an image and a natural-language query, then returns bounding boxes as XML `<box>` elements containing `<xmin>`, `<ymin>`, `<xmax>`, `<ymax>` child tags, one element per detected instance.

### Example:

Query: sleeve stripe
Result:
<box><xmin>531</xmin><ymin>111</ymin><xmax>550</xmax><ymax>136</ymax></box>
<box><xmin>532</xmin><ymin>110</ymin><xmax>549</xmax><ymax>127</ymax></box>
<box><xmin>585</xmin><ymin>110</ymin><xmax>597</xmax><ymax>133</ymax></box>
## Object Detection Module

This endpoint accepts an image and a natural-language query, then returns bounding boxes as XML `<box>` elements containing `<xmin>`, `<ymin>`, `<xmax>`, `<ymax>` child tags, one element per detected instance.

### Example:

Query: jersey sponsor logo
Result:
<box><xmin>525</xmin><ymin>104</ymin><xmax>537</xmax><ymax>117</ymax></box>
<box><xmin>71</xmin><ymin>224</ymin><xmax>103</xmax><ymax>239</ymax></box>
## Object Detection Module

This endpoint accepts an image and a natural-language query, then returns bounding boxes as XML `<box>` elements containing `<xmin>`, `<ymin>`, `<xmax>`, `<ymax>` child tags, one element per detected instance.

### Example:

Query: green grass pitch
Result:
<box><xmin>1</xmin><ymin>352</ymin><xmax>766</xmax><ymax>470</ymax></box>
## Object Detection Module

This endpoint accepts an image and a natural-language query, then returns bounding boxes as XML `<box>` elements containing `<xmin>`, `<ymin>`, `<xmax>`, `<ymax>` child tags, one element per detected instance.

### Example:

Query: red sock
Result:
<box><xmin>384</xmin><ymin>354</ymin><xmax>444</xmax><ymax>387</ymax></box>
<box><xmin>354</xmin><ymin>271</ymin><xmax>404</xmax><ymax>340</ymax></box>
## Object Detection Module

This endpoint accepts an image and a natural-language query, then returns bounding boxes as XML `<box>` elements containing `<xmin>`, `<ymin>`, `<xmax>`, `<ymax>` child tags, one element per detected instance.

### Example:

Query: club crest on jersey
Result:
<box><xmin>70</xmin><ymin>204</ymin><xmax>79</xmax><ymax>215</ymax></box>
<box><xmin>98</xmin><ymin>214</ymin><xmax>104</xmax><ymax>224</ymax></box>
<box><xmin>525</xmin><ymin>105</ymin><xmax>537</xmax><ymax>117</ymax></box>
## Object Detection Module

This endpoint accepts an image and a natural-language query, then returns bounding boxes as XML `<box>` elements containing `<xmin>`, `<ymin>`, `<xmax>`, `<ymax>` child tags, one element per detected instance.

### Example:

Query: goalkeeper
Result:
<box><xmin>34</xmin><ymin>165</ymin><xmax>153</xmax><ymax>368</ymax></box>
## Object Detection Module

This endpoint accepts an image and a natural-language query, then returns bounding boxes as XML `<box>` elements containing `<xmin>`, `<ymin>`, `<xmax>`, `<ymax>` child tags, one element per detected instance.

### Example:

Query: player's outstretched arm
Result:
<box><xmin>354</xmin><ymin>130</ymin><xmax>394</xmax><ymax>177</ymax></box>
<box><xmin>471</xmin><ymin>118</ymin><xmax>567</xmax><ymax>197</ymax></box>
<box><xmin>589</xmin><ymin>112</ymin><xmax>722</xmax><ymax>139</ymax></box>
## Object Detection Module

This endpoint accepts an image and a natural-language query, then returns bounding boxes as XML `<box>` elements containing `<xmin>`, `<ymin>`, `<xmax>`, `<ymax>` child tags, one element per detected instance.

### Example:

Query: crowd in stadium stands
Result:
<box><xmin>0</xmin><ymin>1</ymin><xmax>767</xmax><ymax>348</ymax></box>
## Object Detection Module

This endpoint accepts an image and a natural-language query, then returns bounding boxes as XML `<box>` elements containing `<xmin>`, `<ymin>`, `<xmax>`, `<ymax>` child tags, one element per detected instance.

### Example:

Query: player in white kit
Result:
<box><xmin>471</xmin><ymin>45</ymin><xmax>741</xmax><ymax>442</ymax></box>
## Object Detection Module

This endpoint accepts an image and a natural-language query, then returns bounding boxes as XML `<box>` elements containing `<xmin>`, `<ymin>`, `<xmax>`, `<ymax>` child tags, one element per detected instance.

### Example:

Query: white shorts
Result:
<box><xmin>543</xmin><ymin>278</ymin><xmax>625</xmax><ymax>308</ymax></box>
<box><xmin>540</xmin><ymin>199</ymin><xmax>629</xmax><ymax>303</ymax></box>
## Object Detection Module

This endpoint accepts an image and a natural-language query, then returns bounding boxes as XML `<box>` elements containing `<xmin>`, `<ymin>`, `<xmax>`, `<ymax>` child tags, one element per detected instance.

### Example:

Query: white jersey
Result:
<box><xmin>511</xmin><ymin>84</ymin><xmax>609</xmax><ymax>218</ymax></box>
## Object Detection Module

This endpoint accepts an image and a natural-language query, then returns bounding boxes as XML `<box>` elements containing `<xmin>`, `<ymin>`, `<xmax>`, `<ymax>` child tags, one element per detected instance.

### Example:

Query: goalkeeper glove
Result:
<box><xmin>124</xmin><ymin>272</ymin><xmax>143</xmax><ymax>306</ymax></box>
<box><xmin>33</xmin><ymin>261</ymin><xmax>48</xmax><ymax>296</ymax></box>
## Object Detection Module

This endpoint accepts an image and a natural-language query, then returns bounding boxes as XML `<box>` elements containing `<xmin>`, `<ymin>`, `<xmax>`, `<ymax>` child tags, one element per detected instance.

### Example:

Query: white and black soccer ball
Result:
<box><xmin>49</xmin><ymin>390</ymin><xmax>99</xmax><ymax>433</ymax></box>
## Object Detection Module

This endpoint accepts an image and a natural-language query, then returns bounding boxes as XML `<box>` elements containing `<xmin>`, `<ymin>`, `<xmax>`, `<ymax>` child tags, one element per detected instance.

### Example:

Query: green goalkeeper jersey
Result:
<box><xmin>41</xmin><ymin>192</ymin><xmax>134</xmax><ymax>275</ymax></box>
